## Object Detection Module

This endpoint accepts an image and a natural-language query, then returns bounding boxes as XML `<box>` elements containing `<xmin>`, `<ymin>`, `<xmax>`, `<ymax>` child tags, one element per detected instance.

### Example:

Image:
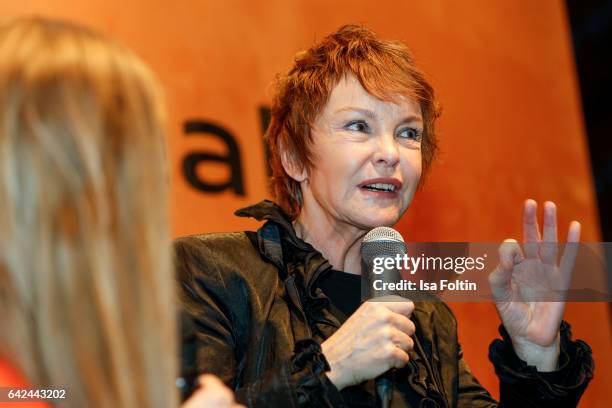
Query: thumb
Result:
<box><xmin>489</xmin><ymin>239</ymin><xmax>523</xmax><ymax>301</ymax></box>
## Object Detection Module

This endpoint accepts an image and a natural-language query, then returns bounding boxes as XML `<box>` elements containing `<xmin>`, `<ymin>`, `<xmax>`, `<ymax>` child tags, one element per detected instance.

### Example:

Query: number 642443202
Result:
<box><xmin>1</xmin><ymin>387</ymin><xmax>67</xmax><ymax>401</ymax></box>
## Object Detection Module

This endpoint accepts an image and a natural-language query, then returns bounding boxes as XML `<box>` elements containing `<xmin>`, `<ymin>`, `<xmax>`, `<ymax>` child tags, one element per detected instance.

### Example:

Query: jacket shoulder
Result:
<box><xmin>175</xmin><ymin>232</ymin><xmax>255</xmax><ymax>255</ymax></box>
<box><xmin>174</xmin><ymin>231</ymin><xmax>279</xmax><ymax>301</ymax></box>
<box><xmin>174</xmin><ymin>231</ymin><xmax>263</xmax><ymax>277</ymax></box>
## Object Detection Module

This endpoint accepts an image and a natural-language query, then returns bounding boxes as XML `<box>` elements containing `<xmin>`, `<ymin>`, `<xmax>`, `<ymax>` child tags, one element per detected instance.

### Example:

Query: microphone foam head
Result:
<box><xmin>360</xmin><ymin>227</ymin><xmax>407</xmax><ymax>299</ymax></box>
<box><xmin>361</xmin><ymin>227</ymin><xmax>407</xmax><ymax>259</ymax></box>
<box><xmin>362</xmin><ymin>226</ymin><xmax>405</xmax><ymax>244</ymax></box>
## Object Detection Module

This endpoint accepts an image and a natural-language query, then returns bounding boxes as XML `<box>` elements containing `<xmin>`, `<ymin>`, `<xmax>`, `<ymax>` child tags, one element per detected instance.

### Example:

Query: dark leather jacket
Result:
<box><xmin>176</xmin><ymin>201</ymin><xmax>594</xmax><ymax>408</ymax></box>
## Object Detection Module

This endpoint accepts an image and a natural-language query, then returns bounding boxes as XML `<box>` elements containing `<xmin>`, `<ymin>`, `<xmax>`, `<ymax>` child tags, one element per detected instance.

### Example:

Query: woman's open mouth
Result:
<box><xmin>358</xmin><ymin>178</ymin><xmax>402</xmax><ymax>196</ymax></box>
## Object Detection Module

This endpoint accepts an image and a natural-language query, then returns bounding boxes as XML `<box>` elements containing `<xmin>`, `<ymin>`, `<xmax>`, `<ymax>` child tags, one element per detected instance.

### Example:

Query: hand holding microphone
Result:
<box><xmin>321</xmin><ymin>296</ymin><xmax>416</xmax><ymax>390</ymax></box>
<box><xmin>321</xmin><ymin>227</ymin><xmax>415</xmax><ymax>393</ymax></box>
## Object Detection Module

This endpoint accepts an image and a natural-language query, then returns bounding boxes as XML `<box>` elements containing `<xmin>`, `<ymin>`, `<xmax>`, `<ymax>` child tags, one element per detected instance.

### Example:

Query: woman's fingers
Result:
<box><xmin>379</xmin><ymin>319</ymin><xmax>415</xmax><ymax>349</ymax></box>
<box><xmin>559</xmin><ymin>221</ymin><xmax>581</xmax><ymax>285</ymax></box>
<box><xmin>499</xmin><ymin>239</ymin><xmax>524</xmax><ymax>271</ymax></box>
<box><xmin>197</xmin><ymin>375</ymin><xmax>235</xmax><ymax>406</ymax></box>
<box><xmin>378</xmin><ymin>298</ymin><xmax>415</xmax><ymax>318</ymax></box>
<box><xmin>388</xmin><ymin>311</ymin><xmax>416</xmax><ymax>337</ymax></box>
<box><xmin>387</xmin><ymin>344</ymin><xmax>411</xmax><ymax>369</ymax></box>
<box><xmin>373</xmin><ymin>303</ymin><xmax>416</xmax><ymax>353</ymax></box>
<box><xmin>490</xmin><ymin>239</ymin><xmax>523</xmax><ymax>302</ymax></box>
<box><xmin>182</xmin><ymin>374</ymin><xmax>242</xmax><ymax>408</ymax></box>
<box><xmin>392</xmin><ymin>328</ymin><xmax>415</xmax><ymax>352</ymax></box>
<box><xmin>540</xmin><ymin>201</ymin><xmax>558</xmax><ymax>265</ymax></box>
<box><xmin>523</xmin><ymin>199</ymin><xmax>541</xmax><ymax>258</ymax></box>
<box><xmin>365</xmin><ymin>301</ymin><xmax>415</xmax><ymax>339</ymax></box>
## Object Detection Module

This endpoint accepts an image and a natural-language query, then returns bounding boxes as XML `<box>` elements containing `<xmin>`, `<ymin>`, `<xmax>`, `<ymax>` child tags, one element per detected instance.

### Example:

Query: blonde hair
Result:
<box><xmin>0</xmin><ymin>17</ymin><xmax>177</xmax><ymax>407</ymax></box>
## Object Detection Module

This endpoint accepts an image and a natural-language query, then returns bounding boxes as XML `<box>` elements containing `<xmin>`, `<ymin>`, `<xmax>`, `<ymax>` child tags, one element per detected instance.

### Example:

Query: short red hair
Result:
<box><xmin>266</xmin><ymin>24</ymin><xmax>440</xmax><ymax>219</ymax></box>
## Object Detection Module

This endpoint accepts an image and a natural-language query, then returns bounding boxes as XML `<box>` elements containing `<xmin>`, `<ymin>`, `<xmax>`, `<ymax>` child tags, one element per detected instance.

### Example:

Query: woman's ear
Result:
<box><xmin>280</xmin><ymin>141</ymin><xmax>307</xmax><ymax>183</ymax></box>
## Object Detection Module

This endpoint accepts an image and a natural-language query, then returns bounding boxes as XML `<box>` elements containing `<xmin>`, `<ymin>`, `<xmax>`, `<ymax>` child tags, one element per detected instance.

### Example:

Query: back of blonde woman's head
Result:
<box><xmin>0</xmin><ymin>17</ymin><xmax>176</xmax><ymax>407</ymax></box>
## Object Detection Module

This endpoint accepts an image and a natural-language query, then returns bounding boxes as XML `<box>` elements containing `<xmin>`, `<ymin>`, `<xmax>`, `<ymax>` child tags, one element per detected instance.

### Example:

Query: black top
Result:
<box><xmin>317</xmin><ymin>270</ymin><xmax>381</xmax><ymax>407</ymax></box>
<box><xmin>317</xmin><ymin>270</ymin><xmax>362</xmax><ymax>320</ymax></box>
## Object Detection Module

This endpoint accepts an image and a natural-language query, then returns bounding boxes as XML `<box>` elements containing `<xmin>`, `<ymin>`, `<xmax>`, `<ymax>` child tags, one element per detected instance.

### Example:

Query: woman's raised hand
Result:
<box><xmin>321</xmin><ymin>296</ymin><xmax>415</xmax><ymax>390</ymax></box>
<box><xmin>182</xmin><ymin>375</ymin><xmax>245</xmax><ymax>408</ymax></box>
<box><xmin>488</xmin><ymin>200</ymin><xmax>581</xmax><ymax>371</ymax></box>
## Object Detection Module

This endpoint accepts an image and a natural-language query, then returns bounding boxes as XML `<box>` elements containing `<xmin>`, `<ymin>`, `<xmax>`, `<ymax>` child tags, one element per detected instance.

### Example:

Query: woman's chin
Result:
<box><xmin>355</xmin><ymin>212</ymin><xmax>402</xmax><ymax>230</ymax></box>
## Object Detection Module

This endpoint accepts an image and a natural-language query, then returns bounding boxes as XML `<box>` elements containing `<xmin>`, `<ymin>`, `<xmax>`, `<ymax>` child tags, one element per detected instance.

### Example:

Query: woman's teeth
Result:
<box><xmin>363</xmin><ymin>183</ymin><xmax>396</xmax><ymax>192</ymax></box>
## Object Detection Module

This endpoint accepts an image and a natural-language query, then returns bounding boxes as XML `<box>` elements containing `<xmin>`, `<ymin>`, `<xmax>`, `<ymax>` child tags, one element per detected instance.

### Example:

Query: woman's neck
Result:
<box><xmin>293</xmin><ymin>205</ymin><xmax>366</xmax><ymax>274</ymax></box>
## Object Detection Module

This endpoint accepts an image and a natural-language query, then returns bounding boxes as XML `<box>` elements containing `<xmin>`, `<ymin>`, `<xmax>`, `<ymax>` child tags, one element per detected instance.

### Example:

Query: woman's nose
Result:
<box><xmin>373</xmin><ymin>133</ymin><xmax>400</xmax><ymax>168</ymax></box>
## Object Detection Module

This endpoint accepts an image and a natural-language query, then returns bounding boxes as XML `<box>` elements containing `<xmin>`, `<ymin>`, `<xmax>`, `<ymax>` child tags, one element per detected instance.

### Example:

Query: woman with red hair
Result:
<box><xmin>177</xmin><ymin>25</ymin><xmax>593</xmax><ymax>407</ymax></box>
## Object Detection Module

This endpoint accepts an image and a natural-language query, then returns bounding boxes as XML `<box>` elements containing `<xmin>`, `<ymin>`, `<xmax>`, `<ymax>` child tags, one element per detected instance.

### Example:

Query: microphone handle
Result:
<box><xmin>360</xmin><ymin>234</ymin><xmax>406</xmax><ymax>407</ymax></box>
<box><xmin>375</xmin><ymin>374</ymin><xmax>393</xmax><ymax>408</ymax></box>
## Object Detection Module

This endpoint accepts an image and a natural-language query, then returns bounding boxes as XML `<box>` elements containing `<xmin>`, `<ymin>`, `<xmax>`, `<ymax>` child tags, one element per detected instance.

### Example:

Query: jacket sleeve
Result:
<box><xmin>489</xmin><ymin>321</ymin><xmax>594</xmax><ymax>408</ymax></box>
<box><xmin>455</xmin><ymin>345</ymin><xmax>499</xmax><ymax>407</ymax></box>
<box><xmin>448</xmin><ymin>307</ymin><xmax>594</xmax><ymax>407</ymax></box>
<box><xmin>175</xmin><ymin>237</ymin><xmax>346</xmax><ymax>408</ymax></box>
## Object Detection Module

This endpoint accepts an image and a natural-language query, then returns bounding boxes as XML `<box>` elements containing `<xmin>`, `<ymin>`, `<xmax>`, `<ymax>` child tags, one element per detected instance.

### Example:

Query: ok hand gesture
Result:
<box><xmin>488</xmin><ymin>200</ymin><xmax>580</xmax><ymax>371</ymax></box>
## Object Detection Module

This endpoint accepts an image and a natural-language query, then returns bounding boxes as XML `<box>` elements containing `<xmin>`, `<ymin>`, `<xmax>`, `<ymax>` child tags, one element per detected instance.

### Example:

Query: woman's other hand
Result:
<box><xmin>182</xmin><ymin>375</ymin><xmax>244</xmax><ymax>408</ymax></box>
<box><xmin>489</xmin><ymin>199</ymin><xmax>581</xmax><ymax>371</ymax></box>
<box><xmin>321</xmin><ymin>296</ymin><xmax>415</xmax><ymax>390</ymax></box>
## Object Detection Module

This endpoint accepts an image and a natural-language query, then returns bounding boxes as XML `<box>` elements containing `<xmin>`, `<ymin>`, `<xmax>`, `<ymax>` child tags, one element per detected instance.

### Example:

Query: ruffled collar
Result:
<box><xmin>235</xmin><ymin>200</ymin><xmax>331</xmax><ymax>285</ymax></box>
<box><xmin>236</xmin><ymin>200</ymin><xmax>340</xmax><ymax>336</ymax></box>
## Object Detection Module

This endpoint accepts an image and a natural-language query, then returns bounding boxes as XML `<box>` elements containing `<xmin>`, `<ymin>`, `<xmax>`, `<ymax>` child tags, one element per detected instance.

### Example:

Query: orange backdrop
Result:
<box><xmin>1</xmin><ymin>1</ymin><xmax>610</xmax><ymax>406</ymax></box>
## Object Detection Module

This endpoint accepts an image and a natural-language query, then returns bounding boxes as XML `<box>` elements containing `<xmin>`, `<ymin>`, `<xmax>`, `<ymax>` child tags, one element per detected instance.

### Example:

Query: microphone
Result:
<box><xmin>361</xmin><ymin>227</ymin><xmax>407</xmax><ymax>408</ymax></box>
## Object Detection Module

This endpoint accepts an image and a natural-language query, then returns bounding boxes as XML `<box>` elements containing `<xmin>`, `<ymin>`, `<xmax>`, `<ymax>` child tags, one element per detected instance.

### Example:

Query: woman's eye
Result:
<box><xmin>345</xmin><ymin>120</ymin><xmax>370</xmax><ymax>133</ymax></box>
<box><xmin>398</xmin><ymin>127</ymin><xmax>421</xmax><ymax>141</ymax></box>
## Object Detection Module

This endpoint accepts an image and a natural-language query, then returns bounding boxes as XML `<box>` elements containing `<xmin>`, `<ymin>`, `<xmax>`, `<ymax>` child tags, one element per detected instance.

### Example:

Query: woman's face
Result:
<box><xmin>297</xmin><ymin>75</ymin><xmax>423</xmax><ymax>232</ymax></box>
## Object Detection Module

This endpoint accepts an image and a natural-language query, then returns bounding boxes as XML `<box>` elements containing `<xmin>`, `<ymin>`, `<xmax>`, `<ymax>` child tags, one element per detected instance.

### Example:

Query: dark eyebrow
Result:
<box><xmin>333</xmin><ymin>107</ymin><xmax>423</xmax><ymax>124</ymax></box>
